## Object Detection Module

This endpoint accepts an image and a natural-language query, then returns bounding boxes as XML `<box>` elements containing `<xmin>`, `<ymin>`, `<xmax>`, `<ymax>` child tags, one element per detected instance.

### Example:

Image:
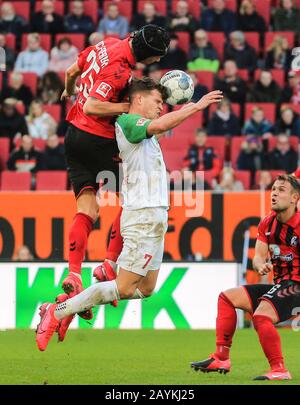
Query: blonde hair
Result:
<box><xmin>267</xmin><ymin>35</ymin><xmax>289</xmax><ymax>60</ymax></box>
<box><xmin>240</xmin><ymin>0</ymin><xmax>255</xmax><ymax>15</ymax></box>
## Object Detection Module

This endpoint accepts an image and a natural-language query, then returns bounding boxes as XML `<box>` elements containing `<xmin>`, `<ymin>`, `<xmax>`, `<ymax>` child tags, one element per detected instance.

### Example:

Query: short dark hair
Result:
<box><xmin>276</xmin><ymin>174</ymin><xmax>300</xmax><ymax>194</ymax></box>
<box><xmin>128</xmin><ymin>77</ymin><xmax>169</xmax><ymax>102</ymax></box>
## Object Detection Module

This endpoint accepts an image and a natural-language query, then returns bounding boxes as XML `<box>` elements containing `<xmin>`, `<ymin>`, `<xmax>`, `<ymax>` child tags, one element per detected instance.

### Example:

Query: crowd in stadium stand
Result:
<box><xmin>0</xmin><ymin>0</ymin><xmax>300</xmax><ymax>191</ymax></box>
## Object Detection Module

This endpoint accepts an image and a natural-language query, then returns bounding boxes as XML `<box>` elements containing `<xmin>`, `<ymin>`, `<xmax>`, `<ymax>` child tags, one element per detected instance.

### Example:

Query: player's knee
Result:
<box><xmin>138</xmin><ymin>286</ymin><xmax>154</xmax><ymax>298</ymax></box>
<box><xmin>118</xmin><ymin>285</ymin><xmax>136</xmax><ymax>300</ymax></box>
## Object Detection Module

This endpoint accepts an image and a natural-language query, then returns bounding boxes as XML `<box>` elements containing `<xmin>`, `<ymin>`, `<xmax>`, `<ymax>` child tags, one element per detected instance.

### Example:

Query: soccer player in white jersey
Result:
<box><xmin>35</xmin><ymin>78</ymin><xmax>223</xmax><ymax>351</ymax></box>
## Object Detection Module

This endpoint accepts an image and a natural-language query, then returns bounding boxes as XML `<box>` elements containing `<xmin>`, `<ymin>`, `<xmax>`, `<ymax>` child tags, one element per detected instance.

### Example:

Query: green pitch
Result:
<box><xmin>0</xmin><ymin>329</ymin><xmax>299</xmax><ymax>385</ymax></box>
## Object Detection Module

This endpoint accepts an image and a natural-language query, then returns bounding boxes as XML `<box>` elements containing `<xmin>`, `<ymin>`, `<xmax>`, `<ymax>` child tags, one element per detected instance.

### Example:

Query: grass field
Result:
<box><xmin>0</xmin><ymin>329</ymin><xmax>299</xmax><ymax>385</ymax></box>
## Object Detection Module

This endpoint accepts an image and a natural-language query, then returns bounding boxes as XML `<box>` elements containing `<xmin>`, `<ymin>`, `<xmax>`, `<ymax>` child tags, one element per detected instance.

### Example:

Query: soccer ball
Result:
<box><xmin>160</xmin><ymin>70</ymin><xmax>194</xmax><ymax>106</ymax></box>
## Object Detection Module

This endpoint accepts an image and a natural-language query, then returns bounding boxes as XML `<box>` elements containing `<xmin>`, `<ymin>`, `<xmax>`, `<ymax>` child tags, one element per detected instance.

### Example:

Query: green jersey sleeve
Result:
<box><xmin>117</xmin><ymin>114</ymin><xmax>153</xmax><ymax>144</ymax></box>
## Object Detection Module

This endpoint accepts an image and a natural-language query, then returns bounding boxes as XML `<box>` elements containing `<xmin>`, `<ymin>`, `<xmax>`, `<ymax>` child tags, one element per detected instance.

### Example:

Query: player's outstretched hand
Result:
<box><xmin>61</xmin><ymin>87</ymin><xmax>79</xmax><ymax>101</ymax></box>
<box><xmin>196</xmin><ymin>90</ymin><xmax>223</xmax><ymax>110</ymax></box>
<box><xmin>257</xmin><ymin>262</ymin><xmax>273</xmax><ymax>275</ymax></box>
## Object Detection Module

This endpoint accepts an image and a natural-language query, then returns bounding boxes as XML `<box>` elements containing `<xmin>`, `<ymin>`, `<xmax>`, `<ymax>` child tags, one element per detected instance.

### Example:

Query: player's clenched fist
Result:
<box><xmin>257</xmin><ymin>262</ymin><xmax>273</xmax><ymax>275</ymax></box>
<box><xmin>196</xmin><ymin>90</ymin><xmax>223</xmax><ymax>110</ymax></box>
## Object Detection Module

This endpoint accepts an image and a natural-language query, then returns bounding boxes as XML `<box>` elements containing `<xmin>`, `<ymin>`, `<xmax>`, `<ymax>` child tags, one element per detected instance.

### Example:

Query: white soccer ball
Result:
<box><xmin>160</xmin><ymin>70</ymin><xmax>194</xmax><ymax>106</ymax></box>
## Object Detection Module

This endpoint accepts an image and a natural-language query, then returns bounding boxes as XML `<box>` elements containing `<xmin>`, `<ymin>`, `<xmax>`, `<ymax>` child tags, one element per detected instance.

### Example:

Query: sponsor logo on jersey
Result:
<box><xmin>136</xmin><ymin>118</ymin><xmax>150</xmax><ymax>126</ymax></box>
<box><xmin>291</xmin><ymin>235</ymin><xmax>298</xmax><ymax>247</ymax></box>
<box><xmin>269</xmin><ymin>244</ymin><xmax>294</xmax><ymax>261</ymax></box>
<box><xmin>96</xmin><ymin>82</ymin><xmax>112</xmax><ymax>98</ymax></box>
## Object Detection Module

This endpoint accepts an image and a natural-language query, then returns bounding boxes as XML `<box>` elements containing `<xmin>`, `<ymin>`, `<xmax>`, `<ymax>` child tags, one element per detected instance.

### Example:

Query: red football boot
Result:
<box><xmin>191</xmin><ymin>354</ymin><xmax>231</xmax><ymax>374</ymax></box>
<box><xmin>61</xmin><ymin>273</ymin><xmax>93</xmax><ymax>320</ymax></box>
<box><xmin>55</xmin><ymin>293</ymin><xmax>74</xmax><ymax>342</ymax></box>
<box><xmin>93</xmin><ymin>261</ymin><xmax>118</xmax><ymax>307</ymax></box>
<box><xmin>253</xmin><ymin>368</ymin><xmax>292</xmax><ymax>381</ymax></box>
<box><xmin>36</xmin><ymin>303</ymin><xmax>59</xmax><ymax>351</ymax></box>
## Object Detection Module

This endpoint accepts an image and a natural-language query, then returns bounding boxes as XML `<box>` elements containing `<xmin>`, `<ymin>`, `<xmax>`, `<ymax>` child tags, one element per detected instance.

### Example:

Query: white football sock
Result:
<box><xmin>55</xmin><ymin>280</ymin><xmax>119</xmax><ymax>320</ymax></box>
<box><xmin>131</xmin><ymin>288</ymin><xmax>145</xmax><ymax>299</ymax></box>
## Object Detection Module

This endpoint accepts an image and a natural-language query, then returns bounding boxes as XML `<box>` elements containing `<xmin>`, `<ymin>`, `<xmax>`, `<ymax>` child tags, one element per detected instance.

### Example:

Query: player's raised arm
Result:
<box><xmin>147</xmin><ymin>91</ymin><xmax>223</xmax><ymax>138</ymax></box>
<box><xmin>83</xmin><ymin>97</ymin><xmax>130</xmax><ymax>117</ymax></box>
<box><xmin>253</xmin><ymin>239</ymin><xmax>273</xmax><ymax>275</ymax></box>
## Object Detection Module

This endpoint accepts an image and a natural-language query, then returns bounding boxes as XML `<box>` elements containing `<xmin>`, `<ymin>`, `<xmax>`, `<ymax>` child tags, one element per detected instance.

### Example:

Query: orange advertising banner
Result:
<box><xmin>0</xmin><ymin>191</ymin><xmax>271</xmax><ymax>262</ymax></box>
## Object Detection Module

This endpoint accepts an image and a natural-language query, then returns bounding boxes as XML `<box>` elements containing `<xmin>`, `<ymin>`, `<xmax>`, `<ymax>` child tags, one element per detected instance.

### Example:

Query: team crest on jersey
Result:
<box><xmin>291</xmin><ymin>235</ymin><xmax>298</xmax><ymax>247</ymax></box>
<box><xmin>95</xmin><ymin>82</ymin><xmax>112</xmax><ymax>98</ymax></box>
<box><xmin>136</xmin><ymin>118</ymin><xmax>149</xmax><ymax>126</ymax></box>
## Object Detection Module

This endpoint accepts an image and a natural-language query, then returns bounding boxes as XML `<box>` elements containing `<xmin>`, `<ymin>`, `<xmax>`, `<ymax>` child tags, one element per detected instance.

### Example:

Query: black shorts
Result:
<box><xmin>64</xmin><ymin>124</ymin><xmax>120</xmax><ymax>197</ymax></box>
<box><xmin>243</xmin><ymin>280</ymin><xmax>300</xmax><ymax>323</ymax></box>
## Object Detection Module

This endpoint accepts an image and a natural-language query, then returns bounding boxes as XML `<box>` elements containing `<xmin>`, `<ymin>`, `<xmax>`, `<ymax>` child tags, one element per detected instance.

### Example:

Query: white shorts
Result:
<box><xmin>117</xmin><ymin>207</ymin><xmax>168</xmax><ymax>276</ymax></box>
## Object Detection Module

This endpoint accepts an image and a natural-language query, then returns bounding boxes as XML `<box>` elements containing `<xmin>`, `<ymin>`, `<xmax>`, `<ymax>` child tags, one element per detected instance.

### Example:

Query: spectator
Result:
<box><xmin>267</xmin><ymin>134</ymin><xmax>298</xmax><ymax>173</ymax></box>
<box><xmin>248</xmin><ymin>70</ymin><xmax>282</xmax><ymax>103</ymax></box>
<box><xmin>168</xmin><ymin>0</ymin><xmax>198</xmax><ymax>35</ymax></box>
<box><xmin>159</xmin><ymin>34</ymin><xmax>187</xmax><ymax>71</ymax></box>
<box><xmin>143</xmin><ymin>63</ymin><xmax>162</xmax><ymax>82</ymax></box>
<box><xmin>187</xmin><ymin>29</ymin><xmax>219</xmax><ymax>73</ymax></box>
<box><xmin>183</xmin><ymin>128</ymin><xmax>221</xmax><ymax>179</ymax></box>
<box><xmin>0</xmin><ymin>2</ymin><xmax>28</xmax><ymax>38</ymax></box>
<box><xmin>14</xmin><ymin>33</ymin><xmax>49</xmax><ymax>77</ymax></box>
<box><xmin>265</xmin><ymin>35</ymin><xmax>293</xmax><ymax>72</ymax></box>
<box><xmin>7</xmin><ymin>134</ymin><xmax>43</xmax><ymax>172</ymax></box>
<box><xmin>189</xmin><ymin>72</ymin><xmax>208</xmax><ymax>102</ymax></box>
<box><xmin>0</xmin><ymin>72</ymin><xmax>33</xmax><ymax>108</ymax></box>
<box><xmin>200</xmin><ymin>0</ymin><xmax>237</xmax><ymax>35</ymax></box>
<box><xmin>224</xmin><ymin>31</ymin><xmax>257</xmax><ymax>73</ymax></box>
<box><xmin>97</xmin><ymin>3</ymin><xmax>129</xmax><ymax>39</ymax></box>
<box><xmin>238</xmin><ymin>0</ymin><xmax>266</xmax><ymax>34</ymax></box>
<box><xmin>243</xmin><ymin>106</ymin><xmax>273</xmax><ymax>138</ymax></box>
<box><xmin>0</xmin><ymin>98</ymin><xmax>28</xmax><ymax>149</ymax></box>
<box><xmin>64</xmin><ymin>0</ymin><xmax>95</xmax><ymax>35</ymax></box>
<box><xmin>214</xmin><ymin>60</ymin><xmax>247</xmax><ymax>103</ymax></box>
<box><xmin>207</xmin><ymin>98</ymin><xmax>241</xmax><ymax>136</ymax></box>
<box><xmin>212</xmin><ymin>167</ymin><xmax>244</xmax><ymax>191</ymax></box>
<box><xmin>281</xmin><ymin>70</ymin><xmax>300</xmax><ymax>104</ymax></box>
<box><xmin>0</xmin><ymin>33</ymin><xmax>15</xmax><ymax>71</ymax></box>
<box><xmin>237</xmin><ymin>136</ymin><xmax>265</xmax><ymax>173</ymax></box>
<box><xmin>274</xmin><ymin>105</ymin><xmax>300</xmax><ymax>137</ymax></box>
<box><xmin>273</xmin><ymin>0</ymin><xmax>300</xmax><ymax>33</ymax></box>
<box><xmin>254</xmin><ymin>170</ymin><xmax>273</xmax><ymax>190</ymax></box>
<box><xmin>37</xmin><ymin>71</ymin><xmax>64</xmax><ymax>104</ymax></box>
<box><xmin>31</xmin><ymin>0</ymin><xmax>64</xmax><ymax>34</ymax></box>
<box><xmin>48</xmin><ymin>38</ymin><xmax>78</xmax><ymax>73</ymax></box>
<box><xmin>13</xmin><ymin>245</ymin><xmax>34</xmax><ymax>261</ymax></box>
<box><xmin>88</xmin><ymin>32</ymin><xmax>104</xmax><ymax>46</ymax></box>
<box><xmin>131</xmin><ymin>1</ymin><xmax>166</xmax><ymax>31</ymax></box>
<box><xmin>43</xmin><ymin>134</ymin><xmax>66</xmax><ymax>170</ymax></box>
<box><xmin>26</xmin><ymin>100</ymin><xmax>57</xmax><ymax>140</ymax></box>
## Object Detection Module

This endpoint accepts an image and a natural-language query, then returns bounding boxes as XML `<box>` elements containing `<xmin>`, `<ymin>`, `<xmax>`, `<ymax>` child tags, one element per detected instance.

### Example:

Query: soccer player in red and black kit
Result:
<box><xmin>191</xmin><ymin>174</ymin><xmax>300</xmax><ymax>380</ymax></box>
<box><xmin>57</xmin><ymin>25</ymin><xmax>170</xmax><ymax>339</ymax></box>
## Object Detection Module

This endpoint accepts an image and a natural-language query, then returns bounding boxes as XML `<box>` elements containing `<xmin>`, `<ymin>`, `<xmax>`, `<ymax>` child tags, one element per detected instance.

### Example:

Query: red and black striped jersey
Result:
<box><xmin>257</xmin><ymin>211</ymin><xmax>300</xmax><ymax>283</ymax></box>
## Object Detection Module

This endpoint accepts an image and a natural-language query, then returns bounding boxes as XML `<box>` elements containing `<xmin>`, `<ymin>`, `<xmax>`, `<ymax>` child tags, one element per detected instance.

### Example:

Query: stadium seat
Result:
<box><xmin>35</xmin><ymin>1</ymin><xmax>65</xmax><ymax>15</ymax></box>
<box><xmin>244</xmin><ymin>32</ymin><xmax>260</xmax><ymax>54</ymax></box>
<box><xmin>8</xmin><ymin>71</ymin><xmax>38</xmax><ymax>95</ymax></box>
<box><xmin>36</xmin><ymin>171</ymin><xmax>68</xmax><ymax>191</ymax></box>
<box><xmin>208</xmin><ymin>0</ymin><xmax>237</xmax><ymax>11</ymax></box>
<box><xmin>55</xmin><ymin>34</ymin><xmax>85</xmax><ymax>51</ymax></box>
<box><xmin>218</xmin><ymin>68</ymin><xmax>249</xmax><ymax>82</ymax></box>
<box><xmin>21</xmin><ymin>33</ymin><xmax>51</xmax><ymax>52</ymax></box>
<box><xmin>11</xmin><ymin>1</ymin><xmax>30</xmax><ymax>22</ymax></box>
<box><xmin>280</xmin><ymin>103</ymin><xmax>300</xmax><ymax>116</ymax></box>
<box><xmin>103</xmin><ymin>1</ymin><xmax>133</xmax><ymax>20</ymax></box>
<box><xmin>171</xmin><ymin>0</ymin><xmax>201</xmax><ymax>19</ymax></box>
<box><xmin>0</xmin><ymin>171</ymin><xmax>31</xmax><ymax>191</ymax></box>
<box><xmin>207</xmin><ymin>32</ymin><xmax>225</xmax><ymax>61</ymax></box>
<box><xmin>209</xmin><ymin>102</ymin><xmax>241</xmax><ymax>119</ymax></box>
<box><xmin>83</xmin><ymin>0</ymin><xmax>99</xmax><ymax>25</ymax></box>
<box><xmin>264</xmin><ymin>32</ymin><xmax>295</xmax><ymax>53</ymax></box>
<box><xmin>201</xmin><ymin>169</ymin><xmax>218</xmax><ymax>187</ymax></box>
<box><xmin>43</xmin><ymin>105</ymin><xmax>62</xmax><ymax>122</ymax></box>
<box><xmin>5</xmin><ymin>33</ymin><xmax>16</xmax><ymax>51</ymax></box>
<box><xmin>206</xmin><ymin>136</ymin><xmax>226</xmax><ymax>163</ymax></box>
<box><xmin>253</xmin><ymin>0</ymin><xmax>271</xmax><ymax>25</ymax></box>
<box><xmin>254</xmin><ymin>69</ymin><xmax>285</xmax><ymax>88</ymax></box>
<box><xmin>274</xmin><ymin>0</ymin><xmax>300</xmax><ymax>7</ymax></box>
<box><xmin>268</xmin><ymin>135</ymin><xmax>299</xmax><ymax>151</ymax></box>
<box><xmin>245</xmin><ymin>103</ymin><xmax>276</xmax><ymax>123</ymax></box>
<box><xmin>194</xmin><ymin>71</ymin><xmax>214</xmax><ymax>91</ymax></box>
<box><xmin>230</xmin><ymin>136</ymin><xmax>246</xmax><ymax>169</ymax></box>
<box><xmin>176</xmin><ymin>32</ymin><xmax>189</xmax><ymax>54</ymax></box>
<box><xmin>138</xmin><ymin>0</ymin><xmax>167</xmax><ymax>16</ymax></box>
<box><xmin>0</xmin><ymin>138</ymin><xmax>10</xmax><ymax>171</ymax></box>
<box><xmin>235</xmin><ymin>170</ymin><xmax>251</xmax><ymax>190</ymax></box>
<box><xmin>14</xmin><ymin>137</ymin><xmax>47</xmax><ymax>152</ymax></box>
<box><xmin>0</xmin><ymin>72</ymin><xmax>2</xmax><ymax>92</ymax></box>
<box><xmin>162</xmin><ymin>150</ymin><xmax>184</xmax><ymax>172</ymax></box>
<box><xmin>254</xmin><ymin>170</ymin><xmax>284</xmax><ymax>187</ymax></box>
